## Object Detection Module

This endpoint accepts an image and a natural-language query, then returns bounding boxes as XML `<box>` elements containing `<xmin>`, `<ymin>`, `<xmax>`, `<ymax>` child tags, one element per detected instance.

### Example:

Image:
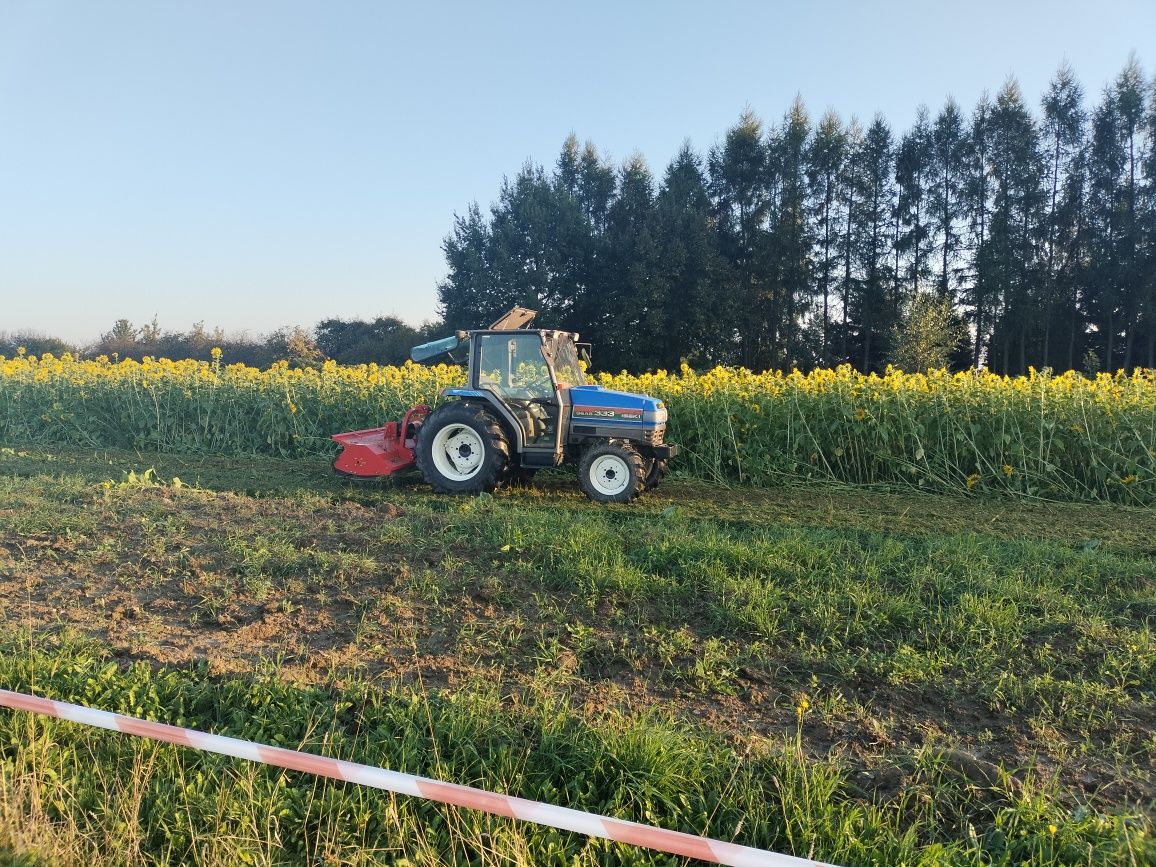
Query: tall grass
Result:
<box><xmin>610</xmin><ymin>364</ymin><xmax>1156</xmax><ymax>505</ymax></box>
<box><xmin>0</xmin><ymin>353</ymin><xmax>460</xmax><ymax>460</ymax></box>
<box><xmin>2</xmin><ymin>638</ymin><xmax>1149</xmax><ymax>866</ymax></box>
<box><xmin>1</xmin><ymin>352</ymin><xmax>1153</xmax><ymax>503</ymax></box>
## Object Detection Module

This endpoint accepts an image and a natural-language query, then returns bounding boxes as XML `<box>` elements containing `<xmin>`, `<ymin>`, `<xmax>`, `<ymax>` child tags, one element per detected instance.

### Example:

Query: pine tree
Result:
<box><xmin>1115</xmin><ymin>56</ymin><xmax>1147</xmax><ymax>368</ymax></box>
<box><xmin>438</xmin><ymin>203</ymin><xmax>494</xmax><ymax>330</ymax></box>
<box><xmin>1040</xmin><ymin>62</ymin><xmax>1086</xmax><ymax>368</ymax></box>
<box><xmin>895</xmin><ymin>106</ymin><xmax>935</xmax><ymax>298</ymax></box>
<box><xmin>708</xmin><ymin>111</ymin><xmax>772</xmax><ymax>366</ymax></box>
<box><xmin>965</xmin><ymin>93</ymin><xmax>993</xmax><ymax>368</ymax></box>
<box><xmin>577</xmin><ymin>141</ymin><xmax>616</xmax><ymax>231</ymax></box>
<box><xmin>929</xmin><ymin>98</ymin><xmax>969</xmax><ymax>302</ymax></box>
<box><xmin>100</xmin><ymin>319</ymin><xmax>139</xmax><ymax>358</ymax></box>
<box><xmin>653</xmin><ymin>144</ymin><xmax>732</xmax><ymax>367</ymax></box>
<box><xmin>769</xmin><ymin>96</ymin><xmax>813</xmax><ymax>367</ymax></box>
<box><xmin>543</xmin><ymin>140</ymin><xmax>609</xmax><ymax>338</ymax></box>
<box><xmin>983</xmin><ymin>79</ymin><xmax>1043</xmax><ymax>374</ymax></box>
<box><xmin>482</xmin><ymin>162</ymin><xmax>589</xmax><ymax>326</ymax></box>
<box><xmin>1060</xmin><ymin>140</ymin><xmax>1091</xmax><ymax>370</ymax></box>
<box><xmin>807</xmin><ymin>110</ymin><xmax>848</xmax><ymax>364</ymax></box>
<box><xmin>1084</xmin><ymin>88</ymin><xmax>1126</xmax><ymax>370</ymax></box>
<box><xmin>599</xmin><ymin>155</ymin><xmax>663</xmax><ymax>371</ymax></box>
<box><xmin>849</xmin><ymin>116</ymin><xmax>897</xmax><ymax>371</ymax></box>
<box><xmin>553</xmin><ymin>139</ymin><xmax>606</xmax><ymax>336</ymax></box>
<box><xmin>836</xmin><ymin>118</ymin><xmax>864</xmax><ymax>363</ymax></box>
<box><xmin>556</xmin><ymin>133</ymin><xmax>581</xmax><ymax>197</ymax></box>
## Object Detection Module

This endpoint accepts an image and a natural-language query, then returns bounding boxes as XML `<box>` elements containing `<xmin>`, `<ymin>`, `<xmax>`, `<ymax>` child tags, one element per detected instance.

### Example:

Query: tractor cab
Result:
<box><xmin>332</xmin><ymin>308</ymin><xmax>677</xmax><ymax>503</ymax></box>
<box><xmin>467</xmin><ymin>328</ymin><xmax>585</xmax><ymax>466</ymax></box>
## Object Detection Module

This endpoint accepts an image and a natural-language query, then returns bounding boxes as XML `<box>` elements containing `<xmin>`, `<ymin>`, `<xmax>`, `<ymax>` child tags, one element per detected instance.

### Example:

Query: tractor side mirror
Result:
<box><xmin>578</xmin><ymin>343</ymin><xmax>592</xmax><ymax>366</ymax></box>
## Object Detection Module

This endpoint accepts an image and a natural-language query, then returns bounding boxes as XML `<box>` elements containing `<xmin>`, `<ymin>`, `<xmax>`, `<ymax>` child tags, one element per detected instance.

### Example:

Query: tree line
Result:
<box><xmin>1</xmin><ymin>316</ymin><xmax>439</xmax><ymax>369</ymax></box>
<box><xmin>8</xmin><ymin>58</ymin><xmax>1152</xmax><ymax>375</ymax></box>
<box><xmin>439</xmin><ymin>57</ymin><xmax>1156</xmax><ymax>374</ymax></box>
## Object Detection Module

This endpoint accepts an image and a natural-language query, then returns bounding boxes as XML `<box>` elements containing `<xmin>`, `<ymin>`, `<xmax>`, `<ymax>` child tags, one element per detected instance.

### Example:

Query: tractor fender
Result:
<box><xmin>454</xmin><ymin>395</ymin><xmax>527</xmax><ymax>455</ymax></box>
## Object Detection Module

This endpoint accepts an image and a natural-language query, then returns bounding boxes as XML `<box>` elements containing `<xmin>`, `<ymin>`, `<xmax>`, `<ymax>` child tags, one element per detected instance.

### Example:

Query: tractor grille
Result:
<box><xmin>642</xmin><ymin>424</ymin><xmax>666</xmax><ymax>446</ymax></box>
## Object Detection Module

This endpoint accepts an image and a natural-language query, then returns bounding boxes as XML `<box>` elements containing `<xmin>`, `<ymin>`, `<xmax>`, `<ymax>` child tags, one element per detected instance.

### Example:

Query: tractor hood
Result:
<box><xmin>568</xmin><ymin>385</ymin><xmax>667</xmax><ymax>426</ymax></box>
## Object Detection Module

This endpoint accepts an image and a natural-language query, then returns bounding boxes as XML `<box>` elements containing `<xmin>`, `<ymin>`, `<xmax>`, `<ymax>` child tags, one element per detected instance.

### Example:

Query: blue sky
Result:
<box><xmin>1</xmin><ymin>0</ymin><xmax>1152</xmax><ymax>344</ymax></box>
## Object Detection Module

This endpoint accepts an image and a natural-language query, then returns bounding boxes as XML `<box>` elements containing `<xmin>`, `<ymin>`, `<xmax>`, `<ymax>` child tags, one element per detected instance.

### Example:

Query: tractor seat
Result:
<box><xmin>508</xmin><ymin>400</ymin><xmax>550</xmax><ymax>443</ymax></box>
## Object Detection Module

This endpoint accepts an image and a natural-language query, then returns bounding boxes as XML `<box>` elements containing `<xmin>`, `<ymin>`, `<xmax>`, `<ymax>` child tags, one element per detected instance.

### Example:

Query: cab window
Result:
<box><xmin>475</xmin><ymin>333</ymin><xmax>553</xmax><ymax>400</ymax></box>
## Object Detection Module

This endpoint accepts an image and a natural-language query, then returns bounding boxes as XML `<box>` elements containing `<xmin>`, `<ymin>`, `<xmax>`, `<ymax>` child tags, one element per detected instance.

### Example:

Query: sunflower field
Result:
<box><xmin>1</xmin><ymin>350</ymin><xmax>1154</xmax><ymax>504</ymax></box>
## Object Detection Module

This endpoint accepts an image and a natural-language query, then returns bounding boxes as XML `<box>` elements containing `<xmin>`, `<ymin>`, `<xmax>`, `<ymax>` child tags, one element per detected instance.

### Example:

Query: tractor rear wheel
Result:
<box><xmin>578</xmin><ymin>441</ymin><xmax>645</xmax><ymax>503</ymax></box>
<box><xmin>416</xmin><ymin>403</ymin><xmax>509</xmax><ymax>494</ymax></box>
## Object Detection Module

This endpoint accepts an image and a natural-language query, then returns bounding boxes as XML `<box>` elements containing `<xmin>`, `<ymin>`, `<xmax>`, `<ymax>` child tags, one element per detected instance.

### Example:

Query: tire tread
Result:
<box><xmin>578</xmin><ymin>441</ymin><xmax>646</xmax><ymax>503</ymax></box>
<box><xmin>415</xmin><ymin>402</ymin><xmax>509</xmax><ymax>494</ymax></box>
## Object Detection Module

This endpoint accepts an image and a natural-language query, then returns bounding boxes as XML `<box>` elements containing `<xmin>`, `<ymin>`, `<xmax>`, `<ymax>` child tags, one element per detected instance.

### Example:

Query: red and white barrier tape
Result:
<box><xmin>0</xmin><ymin>688</ymin><xmax>833</xmax><ymax>867</ymax></box>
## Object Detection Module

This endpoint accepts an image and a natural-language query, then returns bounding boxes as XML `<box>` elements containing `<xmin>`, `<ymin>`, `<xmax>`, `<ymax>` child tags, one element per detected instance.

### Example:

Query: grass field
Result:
<box><xmin>0</xmin><ymin>444</ymin><xmax>1153</xmax><ymax>865</ymax></box>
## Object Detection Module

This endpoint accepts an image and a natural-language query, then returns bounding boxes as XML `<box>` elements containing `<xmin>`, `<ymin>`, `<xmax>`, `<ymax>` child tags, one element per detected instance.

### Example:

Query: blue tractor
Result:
<box><xmin>332</xmin><ymin>308</ymin><xmax>677</xmax><ymax>503</ymax></box>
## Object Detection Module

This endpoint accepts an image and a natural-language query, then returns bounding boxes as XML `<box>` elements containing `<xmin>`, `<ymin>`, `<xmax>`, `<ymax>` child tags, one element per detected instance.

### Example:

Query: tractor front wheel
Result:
<box><xmin>416</xmin><ymin>403</ymin><xmax>509</xmax><ymax>494</ymax></box>
<box><xmin>578</xmin><ymin>441</ymin><xmax>645</xmax><ymax>504</ymax></box>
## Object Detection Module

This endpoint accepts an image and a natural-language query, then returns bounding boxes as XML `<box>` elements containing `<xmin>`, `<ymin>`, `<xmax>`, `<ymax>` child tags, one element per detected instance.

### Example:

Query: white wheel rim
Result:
<box><xmin>431</xmin><ymin>424</ymin><xmax>486</xmax><ymax>481</ymax></box>
<box><xmin>589</xmin><ymin>454</ymin><xmax>630</xmax><ymax>496</ymax></box>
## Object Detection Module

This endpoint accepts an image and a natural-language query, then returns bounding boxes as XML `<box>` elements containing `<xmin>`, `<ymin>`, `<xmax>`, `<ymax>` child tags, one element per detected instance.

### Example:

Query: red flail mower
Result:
<box><xmin>331</xmin><ymin>404</ymin><xmax>431</xmax><ymax>478</ymax></box>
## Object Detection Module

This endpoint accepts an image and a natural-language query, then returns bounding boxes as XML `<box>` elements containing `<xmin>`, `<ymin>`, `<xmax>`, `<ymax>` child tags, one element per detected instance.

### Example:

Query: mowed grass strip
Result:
<box><xmin>0</xmin><ymin>444</ymin><xmax>1153</xmax><ymax>865</ymax></box>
